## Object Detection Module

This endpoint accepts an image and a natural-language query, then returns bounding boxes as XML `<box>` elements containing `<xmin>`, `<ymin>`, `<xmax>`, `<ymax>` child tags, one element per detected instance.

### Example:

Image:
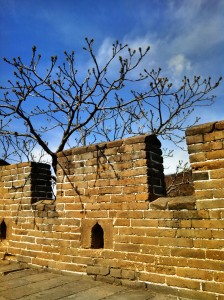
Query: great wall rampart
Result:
<box><xmin>0</xmin><ymin>120</ymin><xmax>224</xmax><ymax>299</ymax></box>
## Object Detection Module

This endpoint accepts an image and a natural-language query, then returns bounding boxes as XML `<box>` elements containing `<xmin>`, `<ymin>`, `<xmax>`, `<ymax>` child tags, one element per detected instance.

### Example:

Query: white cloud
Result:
<box><xmin>168</xmin><ymin>54</ymin><xmax>192</xmax><ymax>77</ymax></box>
<box><xmin>163</xmin><ymin>147</ymin><xmax>190</xmax><ymax>175</ymax></box>
<box><xmin>167</xmin><ymin>0</ymin><xmax>224</xmax><ymax>56</ymax></box>
<box><xmin>81</xmin><ymin>35</ymin><xmax>155</xmax><ymax>84</ymax></box>
<box><xmin>96</xmin><ymin>38</ymin><xmax>115</xmax><ymax>67</ymax></box>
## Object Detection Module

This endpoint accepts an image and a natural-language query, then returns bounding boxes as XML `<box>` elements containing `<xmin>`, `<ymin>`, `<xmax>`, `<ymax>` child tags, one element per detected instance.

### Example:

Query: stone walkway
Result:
<box><xmin>0</xmin><ymin>261</ymin><xmax>191</xmax><ymax>300</ymax></box>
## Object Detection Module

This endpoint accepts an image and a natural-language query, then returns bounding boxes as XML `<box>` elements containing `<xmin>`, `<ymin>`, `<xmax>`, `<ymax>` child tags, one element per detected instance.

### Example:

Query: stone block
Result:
<box><xmin>192</xmin><ymin>171</ymin><xmax>209</xmax><ymax>181</ymax></box>
<box><xmin>149</xmin><ymin>197</ymin><xmax>169</xmax><ymax>210</ymax></box>
<box><xmin>186</xmin><ymin>122</ymin><xmax>215</xmax><ymax>136</ymax></box>
<box><xmin>86</xmin><ymin>265</ymin><xmax>110</xmax><ymax>276</ymax></box>
<box><xmin>96</xmin><ymin>274</ymin><xmax>116</xmax><ymax>284</ymax></box>
<box><xmin>215</xmin><ymin>120</ymin><xmax>224</xmax><ymax>130</ymax></box>
<box><xmin>167</xmin><ymin>196</ymin><xmax>196</xmax><ymax>210</ymax></box>
<box><xmin>110</xmin><ymin>268</ymin><xmax>122</xmax><ymax>278</ymax></box>
<box><xmin>81</xmin><ymin>219</ymin><xmax>113</xmax><ymax>249</ymax></box>
<box><xmin>207</xmin><ymin>149</ymin><xmax>224</xmax><ymax>160</ymax></box>
<box><xmin>121</xmin><ymin>269</ymin><xmax>136</xmax><ymax>280</ymax></box>
<box><xmin>186</xmin><ymin>134</ymin><xmax>203</xmax><ymax>145</ymax></box>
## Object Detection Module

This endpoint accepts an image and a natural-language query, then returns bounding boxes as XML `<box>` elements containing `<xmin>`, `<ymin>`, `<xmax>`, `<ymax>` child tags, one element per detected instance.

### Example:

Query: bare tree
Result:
<box><xmin>165</xmin><ymin>161</ymin><xmax>194</xmax><ymax>197</ymax></box>
<box><xmin>0</xmin><ymin>38</ymin><xmax>222</xmax><ymax>175</ymax></box>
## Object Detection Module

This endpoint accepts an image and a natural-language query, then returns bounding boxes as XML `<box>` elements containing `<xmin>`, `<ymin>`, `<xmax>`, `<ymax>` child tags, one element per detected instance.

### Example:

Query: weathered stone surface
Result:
<box><xmin>86</xmin><ymin>265</ymin><xmax>110</xmax><ymax>276</ymax></box>
<box><xmin>121</xmin><ymin>269</ymin><xmax>136</xmax><ymax>280</ymax></box>
<box><xmin>0</xmin><ymin>262</ymin><xmax>193</xmax><ymax>300</ymax></box>
<box><xmin>215</xmin><ymin>120</ymin><xmax>224</xmax><ymax>130</ymax></box>
<box><xmin>149</xmin><ymin>197</ymin><xmax>169</xmax><ymax>210</ymax></box>
<box><xmin>192</xmin><ymin>172</ymin><xmax>209</xmax><ymax>181</ymax></box>
<box><xmin>110</xmin><ymin>267</ymin><xmax>122</xmax><ymax>278</ymax></box>
<box><xmin>1</xmin><ymin>119</ymin><xmax>224</xmax><ymax>300</ymax></box>
<box><xmin>149</xmin><ymin>196</ymin><xmax>196</xmax><ymax>210</ymax></box>
<box><xmin>186</xmin><ymin>122</ymin><xmax>214</xmax><ymax>136</ymax></box>
<box><xmin>167</xmin><ymin>196</ymin><xmax>196</xmax><ymax>210</ymax></box>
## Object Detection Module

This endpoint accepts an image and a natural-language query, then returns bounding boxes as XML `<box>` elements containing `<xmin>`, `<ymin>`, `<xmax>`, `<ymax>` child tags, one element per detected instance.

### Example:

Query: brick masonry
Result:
<box><xmin>0</xmin><ymin>122</ymin><xmax>224</xmax><ymax>300</ymax></box>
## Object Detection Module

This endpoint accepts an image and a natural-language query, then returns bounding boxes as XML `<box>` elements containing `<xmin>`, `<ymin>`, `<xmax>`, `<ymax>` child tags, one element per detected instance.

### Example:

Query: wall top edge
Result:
<box><xmin>0</xmin><ymin>161</ymin><xmax>50</xmax><ymax>170</ymax></box>
<box><xmin>57</xmin><ymin>134</ymin><xmax>160</xmax><ymax>158</ymax></box>
<box><xmin>186</xmin><ymin>120</ymin><xmax>224</xmax><ymax>136</ymax></box>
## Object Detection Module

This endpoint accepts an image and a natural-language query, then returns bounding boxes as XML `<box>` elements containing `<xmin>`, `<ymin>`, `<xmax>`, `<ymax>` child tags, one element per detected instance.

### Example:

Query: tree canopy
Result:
<box><xmin>0</xmin><ymin>38</ymin><xmax>222</xmax><ymax>174</ymax></box>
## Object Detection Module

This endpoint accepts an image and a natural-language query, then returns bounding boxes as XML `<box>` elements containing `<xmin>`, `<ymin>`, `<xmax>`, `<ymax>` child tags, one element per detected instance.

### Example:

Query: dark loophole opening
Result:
<box><xmin>91</xmin><ymin>222</ymin><xmax>104</xmax><ymax>249</ymax></box>
<box><xmin>0</xmin><ymin>220</ymin><xmax>7</xmax><ymax>240</ymax></box>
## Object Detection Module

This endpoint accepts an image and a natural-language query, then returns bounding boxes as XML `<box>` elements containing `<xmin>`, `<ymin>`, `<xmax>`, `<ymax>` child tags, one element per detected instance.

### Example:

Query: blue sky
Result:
<box><xmin>0</xmin><ymin>0</ymin><xmax>223</xmax><ymax>172</ymax></box>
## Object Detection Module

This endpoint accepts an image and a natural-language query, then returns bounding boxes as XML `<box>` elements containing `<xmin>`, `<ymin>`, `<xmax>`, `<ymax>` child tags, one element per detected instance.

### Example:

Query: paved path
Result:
<box><xmin>0</xmin><ymin>261</ymin><xmax>191</xmax><ymax>300</ymax></box>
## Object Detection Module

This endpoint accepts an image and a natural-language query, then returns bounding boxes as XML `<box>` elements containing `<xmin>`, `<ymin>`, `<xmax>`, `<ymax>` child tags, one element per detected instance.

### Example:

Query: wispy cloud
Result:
<box><xmin>163</xmin><ymin>146</ymin><xmax>190</xmax><ymax>175</ymax></box>
<box><xmin>1</xmin><ymin>0</ymin><xmax>223</xmax><ymax>172</ymax></box>
<box><xmin>168</xmin><ymin>54</ymin><xmax>192</xmax><ymax>76</ymax></box>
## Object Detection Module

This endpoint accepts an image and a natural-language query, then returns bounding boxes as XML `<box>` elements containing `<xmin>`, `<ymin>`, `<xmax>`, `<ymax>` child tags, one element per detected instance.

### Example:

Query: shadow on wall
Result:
<box><xmin>91</xmin><ymin>222</ymin><xmax>104</xmax><ymax>249</ymax></box>
<box><xmin>0</xmin><ymin>220</ymin><xmax>7</xmax><ymax>240</ymax></box>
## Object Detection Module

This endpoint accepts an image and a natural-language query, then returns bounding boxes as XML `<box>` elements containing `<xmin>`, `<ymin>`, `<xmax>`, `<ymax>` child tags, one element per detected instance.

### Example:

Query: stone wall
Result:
<box><xmin>0</xmin><ymin>121</ymin><xmax>224</xmax><ymax>300</ymax></box>
<box><xmin>0</xmin><ymin>161</ymin><xmax>52</xmax><ymax>204</ymax></box>
<box><xmin>186</xmin><ymin>121</ymin><xmax>224</xmax><ymax>208</ymax></box>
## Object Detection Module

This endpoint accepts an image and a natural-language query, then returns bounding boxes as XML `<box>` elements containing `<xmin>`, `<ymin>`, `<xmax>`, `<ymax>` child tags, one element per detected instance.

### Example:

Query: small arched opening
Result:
<box><xmin>0</xmin><ymin>220</ymin><xmax>7</xmax><ymax>240</ymax></box>
<box><xmin>91</xmin><ymin>222</ymin><xmax>104</xmax><ymax>249</ymax></box>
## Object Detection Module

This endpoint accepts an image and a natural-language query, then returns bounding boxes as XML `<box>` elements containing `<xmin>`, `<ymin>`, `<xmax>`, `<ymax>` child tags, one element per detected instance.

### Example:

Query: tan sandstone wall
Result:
<box><xmin>0</xmin><ymin>162</ymin><xmax>53</xmax><ymax>258</ymax></box>
<box><xmin>0</xmin><ymin>121</ymin><xmax>223</xmax><ymax>300</ymax></box>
